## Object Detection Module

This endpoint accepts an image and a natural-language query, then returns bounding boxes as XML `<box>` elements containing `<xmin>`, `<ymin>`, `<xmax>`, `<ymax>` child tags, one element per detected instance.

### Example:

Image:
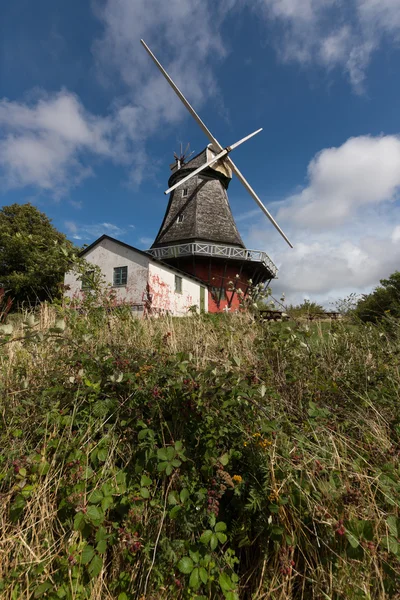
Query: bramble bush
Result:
<box><xmin>0</xmin><ymin>294</ymin><xmax>399</xmax><ymax>598</ymax></box>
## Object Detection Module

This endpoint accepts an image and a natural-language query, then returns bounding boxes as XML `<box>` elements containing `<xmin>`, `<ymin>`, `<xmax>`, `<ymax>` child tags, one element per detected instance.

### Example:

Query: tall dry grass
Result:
<box><xmin>0</xmin><ymin>305</ymin><xmax>399</xmax><ymax>599</ymax></box>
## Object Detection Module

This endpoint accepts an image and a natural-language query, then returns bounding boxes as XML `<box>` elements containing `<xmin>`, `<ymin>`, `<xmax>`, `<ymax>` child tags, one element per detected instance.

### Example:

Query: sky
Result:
<box><xmin>1</xmin><ymin>0</ymin><xmax>400</xmax><ymax>307</ymax></box>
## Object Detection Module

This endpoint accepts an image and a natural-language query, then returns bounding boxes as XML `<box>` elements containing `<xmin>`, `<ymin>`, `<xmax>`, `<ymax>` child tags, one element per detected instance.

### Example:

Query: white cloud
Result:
<box><xmin>244</xmin><ymin>134</ymin><xmax>400</xmax><ymax>305</ymax></box>
<box><xmin>277</xmin><ymin>135</ymin><xmax>400</xmax><ymax>229</ymax></box>
<box><xmin>254</xmin><ymin>0</ymin><xmax>400</xmax><ymax>90</ymax></box>
<box><xmin>65</xmin><ymin>220</ymin><xmax>126</xmax><ymax>241</ymax></box>
<box><xmin>392</xmin><ymin>225</ymin><xmax>400</xmax><ymax>243</ymax></box>
<box><xmin>248</xmin><ymin>216</ymin><xmax>400</xmax><ymax>306</ymax></box>
<box><xmin>0</xmin><ymin>89</ymin><xmax>167</xmax><ymax>195</ymax></box>
<box><xmin>0</xmin><ymin>91</ymin><xmax>115</xmax><ymax>195</ymax></box>
<box><xmin>93</xmin><ymin>0</ymin><xmax>229</xmax><ymax>136</ymax></box>
<box><xmin>138</xmin><ymin>236</ymin><xmax>153</xmax><ymax>247</ymax></box>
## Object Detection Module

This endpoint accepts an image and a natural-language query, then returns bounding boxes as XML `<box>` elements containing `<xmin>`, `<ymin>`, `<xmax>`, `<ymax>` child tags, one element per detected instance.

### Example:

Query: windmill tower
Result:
<box><xmin>142</xmin><ymin>40</ymin><xmax>292</xmax><ymax>312</ymax></box>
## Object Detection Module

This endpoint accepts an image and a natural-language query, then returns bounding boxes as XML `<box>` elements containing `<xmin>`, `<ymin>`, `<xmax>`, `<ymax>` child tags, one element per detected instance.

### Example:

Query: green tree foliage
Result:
<box><xmin>355</xmin><ymin>271</ymin><xmax>400</xmax><ymax>322</ymax></box>
<box><xmin>287</xmin><ymin>299</ymin><xmax>325</xmax><ymax>317</ymax></box>
<box><xmin>0</xmin><ymin>203</ymin><xmax>77</xmax><ymax>305</ymax></box>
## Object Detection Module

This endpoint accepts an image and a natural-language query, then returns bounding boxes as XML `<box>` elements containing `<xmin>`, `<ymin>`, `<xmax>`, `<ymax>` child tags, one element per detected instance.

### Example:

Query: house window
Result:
<box><xmin>81</xmin><ymin>270</ymin><xmax>94</xmax><ymax>290</ymax></box>
<box><xmin>182</xmin><ymin>188</ymin><xmax>188</xmax><ymax>197</ymax></box>
<box><xmin>175</xmin><ymin>275</ymin><xmax>182</xmax><ymax>294</ymax></box>
<box><xmin>177</xmin><ymin>213</ymin><xmax>184</xmax><ymax>223</ymax></box>
<box><xmin>113</xmin><ymin>266</ymin><xmax>128</xmax><ymax>286</ymax></box>
<box><xmin>211</xmin><ymin>286</ymin><xmax>226</xmax><ymax>301</ymax></box>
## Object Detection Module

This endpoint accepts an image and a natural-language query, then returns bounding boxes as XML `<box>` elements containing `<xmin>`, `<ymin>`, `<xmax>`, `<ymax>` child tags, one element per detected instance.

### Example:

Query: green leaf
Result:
<box><xmin>73</xmin><ymin>511</ymin><xmax>85</xmax><ymax>531</ymax></box>
<box><xmin>169</xmin><ymin>505</ymin><xmax>182</xmax><ymax>519</ymax></box>
<box><xmin>81</xmin><ymin>544</ymin><xmax>95</xmax><ymax>565</ymax></box>
<box><xmin>200</xmin><ymin>530</ymin><xmax>213</xmax><ymax>545</ymax></box>
<box><xmin>157</xmin><ymin>461</ymin><xmax>168</xmax><ymax>472</ymax></box>
<box><xmin>138</xmin><ymin>429</ymin><xmax>150</xmax><ymax>440</ymax></box>
<box><xmin>118</xmin><ymin>594</ymin><xmax>128</xmax><ymax>600</ymax></box>
<box><xmin>140</xmin><ymin>487</ymin><xmax>150</xmax><ymax>499</ymax></box>
<box><xmin>215</xmin><ymin>521</ymin><xmax>227</xmax><ymax>532</ymax></box>
<box><xmin>101</xmin><ymin>495</ymin><xmax>114</xmax><ymax>511</ymax></box>
<box><xmin>171</xmin><ymin>459</ymin><xmax>181</xmax><ymax>468</ymax></box>
<box><xmin>82</xmin><ymin>466</ymin><xmax>94</xmax><ymax>480</ymax></box>
<box><xmin>88</xmin><ymin>489</ymin><xmax>103</xmax><ymax>504</ymax></box>
<box><xmin>199</xmin><ymin>567</ymin><xmax>208</xmax><ymax>585</ymax></box>
<box><xmin>166</xmin><ymin>447</ymin><xmax>175</xmax><ymax>460</ymax></box>
<box><xmin>168</xmin><ymin>491</ymin><xmax>179</xmax><ymax>505</ymax></box>
<box><xmin>346</xmin><ymin>531</ymin><xmax>359</xmax><ymax>549</ymax></box>
<box><xmin>232</xmin><ymin>355</ymin><xmax>241</xmax><ymax>367</ymax></box>
<box><xmin>178</xmin><ymin>556</ymin><xmax>194</xmax><ymax>575</ymax></box>
<box><xmin>210</xmin><ymin>534</ymin><xmax>218</xmax><ymax>551</ymax></box>
<box><xmin>189</xmin><ymin>567</ymin><xmax>200</xmax><ymax>590</ymax></box>
<box><xmin>362</xmin><ymin>520</ymin><xmax>374</xmax><ymax>541</ymax></box>
<box><xmin>388</xmin><ymin>536</ymin><xmax>399</xmax><ymax>555</ymax></box>
<box><xmin>97</xmin><ymin>447</ymin><xmax>108</xmax><ymax>462</ymax></box>
<box><xmin>34</xmin><ymin>582</ymin><xmax>53</xmax><ymax>598</ymax></box>
<box><xmin>141</xmin><ymin>475</ymin><xmax>152</xmax><ymax>487</ymax></box>
<box><xmin>216</xmin><ymin>532</ymin><xmax>227</xmax><ymax>544</ymax></box>
<box><xmin>219</xmin><ymin>572</ymin><xmax>234</xmax><ymax>592</ymax></box>
<box><xmin>166</xmin><ymin>464</ymin><xmax>173</xmax><ymax>476</ymax></box>
<box><xmin>271</xmin><ymin>526</ymin><xmax>284</xmax><ymax>536</ymax></box>
<box><xmin>180</xmin><ymin>488</ymin><xmax>190</xmax><ymax>503</ymax></box>
<box><xmin>219</xmin><ymin>453</ymin><xmax>229</xmax><ymax>466</ymax></box>
<box><xmin>86</xmin><ymin>505</ymin><xmax>104</xmax><ymax>524</ymax></box>
<box><xmin>88</xmin><ymin>554</ymin><xmax>103</xmax><ymax>578</ymax></box>
<box><xmin>175</xmin><ymin>440</ymin><xmax>183</xmax><ymax>452</ymax></box>
<box><xmin>95</xmin><ymin>526</ymin><xmax>107</xmax><ymax>543</ymax></box>
<box><xmin>96</xmin><ymin>540</ymin><xmax>107</xmax><ymax>554</ymax></box>
<box><xmin>38</xmin><ymin>461</ymin><xmax>49</xmax><ymax>476</ymax></box>
<box><xmin>157</xmin><ymin>448</ymin><xmax>168</xmax><ymax>461</ymax></box>
<box><xmin>387</xmin><ymin>516</ymin><xmax>398</xmax><ymax>538</ymax></box>
<box><xmin>189</xmin><ymin>549</ymin><xmax>200</xmax><ymax>563</ymax></box>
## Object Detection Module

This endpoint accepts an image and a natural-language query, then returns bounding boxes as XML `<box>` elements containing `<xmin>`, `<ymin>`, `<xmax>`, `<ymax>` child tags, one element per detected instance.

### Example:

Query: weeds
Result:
<box><xmin>0</xmin><ymin>305</ymin><xmax>399</xmax><ymax>599</ymax></box>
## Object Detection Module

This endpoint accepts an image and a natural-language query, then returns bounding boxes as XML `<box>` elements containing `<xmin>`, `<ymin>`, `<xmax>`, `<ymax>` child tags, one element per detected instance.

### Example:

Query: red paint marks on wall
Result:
<box><xmin>146</xmin><ymin>274</ymin><xmax>172</xmax><ymax>315</ymax></box>
<box><xmin>145</xmin><ymin>273</ymin><xmax>194</xmax><ymax>316</ymax></box>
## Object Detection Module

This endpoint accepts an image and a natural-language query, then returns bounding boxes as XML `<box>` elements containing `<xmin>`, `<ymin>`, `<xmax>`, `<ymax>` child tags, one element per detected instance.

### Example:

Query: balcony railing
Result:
<box><xmin>148</xmin><ymin>242</ymin><xmax>278</xmax><ymax>277</ymax></box>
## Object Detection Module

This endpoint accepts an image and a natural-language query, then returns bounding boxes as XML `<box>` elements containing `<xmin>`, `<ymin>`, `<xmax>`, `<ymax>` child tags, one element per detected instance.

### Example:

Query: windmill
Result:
<box><xmin>141</xmin><ymin>39</ymin><xmax>292</xmax><ymax>312</ymax></box>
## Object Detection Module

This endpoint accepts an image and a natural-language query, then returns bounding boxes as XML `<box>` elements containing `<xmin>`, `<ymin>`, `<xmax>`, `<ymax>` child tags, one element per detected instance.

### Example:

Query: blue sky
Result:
<box><xmin>1</xmin><ymin>0</ymin><xmax>400</xmax><ymax>305</ymax></box>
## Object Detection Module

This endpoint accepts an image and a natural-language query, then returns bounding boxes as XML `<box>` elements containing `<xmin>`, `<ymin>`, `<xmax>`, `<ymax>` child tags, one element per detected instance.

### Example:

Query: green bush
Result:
<box><xmin>355</xmin><ymin>271</ymin><xmax>400</xmax><ymax>323</ymax></box>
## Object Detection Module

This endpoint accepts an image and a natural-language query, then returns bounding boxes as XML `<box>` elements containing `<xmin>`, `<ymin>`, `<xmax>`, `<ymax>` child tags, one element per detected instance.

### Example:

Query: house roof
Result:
<box><xmin>78</xmin><ymin>234</ymin><xmax>207</xmax><ymax>286</ymax></box>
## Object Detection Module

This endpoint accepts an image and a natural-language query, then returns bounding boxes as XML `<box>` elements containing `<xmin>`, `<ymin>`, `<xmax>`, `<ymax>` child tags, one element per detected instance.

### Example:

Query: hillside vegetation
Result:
<box><xmin>0</xmin><ymin>303</ymin><xmax>399</xmax><ymax>599</ymax></box>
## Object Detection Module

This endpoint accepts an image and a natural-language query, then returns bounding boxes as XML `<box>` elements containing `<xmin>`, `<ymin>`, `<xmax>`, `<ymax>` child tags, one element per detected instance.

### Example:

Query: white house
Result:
<box><xmin>64</xmin><ymin>235</ymin><xmax>208</xmax><ymax>316</ymax></box>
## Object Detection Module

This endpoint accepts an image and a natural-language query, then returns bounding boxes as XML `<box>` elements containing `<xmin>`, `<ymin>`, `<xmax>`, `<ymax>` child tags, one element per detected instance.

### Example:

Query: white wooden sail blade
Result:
<box><xmin>140</xmin><ymin>39</ymin><xmax>223</xmax><ymax>153</ymax></box>
<box><xmin>164</xmin><ymin>128</ymin><xmax>263</xmax><ymax>195</ymax></box>
<box><xmin>227</xmin><ymin>128</ymin><xmax>262</xmax><ymax>152</ymax></box>
<box><xmin>227</xmin><ymin>157</ymin><xmax>293</xmax><ymax>248</ymax></box>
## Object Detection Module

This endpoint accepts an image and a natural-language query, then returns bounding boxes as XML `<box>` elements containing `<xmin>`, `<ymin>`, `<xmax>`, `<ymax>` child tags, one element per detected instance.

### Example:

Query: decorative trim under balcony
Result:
<box><xmin>148</xmin><ymin>242</ymin><xmax>278</xmax><ymax>277</ymax></box>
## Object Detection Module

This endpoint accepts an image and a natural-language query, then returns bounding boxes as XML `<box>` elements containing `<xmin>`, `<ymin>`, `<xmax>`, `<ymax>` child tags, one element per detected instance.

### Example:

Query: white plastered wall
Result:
<box><xmin>64</xmin><ymin>237</ymin><xmax>149</xmax><ymax>306</ymax></box>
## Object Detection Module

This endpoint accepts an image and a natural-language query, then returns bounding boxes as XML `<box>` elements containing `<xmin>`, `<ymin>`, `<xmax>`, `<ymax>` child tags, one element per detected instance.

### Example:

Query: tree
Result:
<box><xmin>287</xmin><ymin>299</ymin><xmax>324</xmax><ymax>318</ymax></box>
<box><xmin>354</xmin><ymin>271</ymin><xmax>400</xmax><ymax>323</ymax></box>
<box><xmin>0</xmin><ymin>203</ymin><xmax>77</xmax><ymax>305</ymax></box>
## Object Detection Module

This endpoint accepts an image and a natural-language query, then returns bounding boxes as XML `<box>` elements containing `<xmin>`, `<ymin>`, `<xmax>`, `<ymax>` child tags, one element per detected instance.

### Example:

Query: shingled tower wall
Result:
<box><xmin>152</xmin><ymin>148</ymin><xmax>244</xmax><ymax>249</ymax></box>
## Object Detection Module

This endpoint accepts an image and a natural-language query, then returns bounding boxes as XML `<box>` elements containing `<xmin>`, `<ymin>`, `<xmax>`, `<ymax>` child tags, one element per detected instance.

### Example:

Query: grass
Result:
<box><xmin>0</xmin><ymin>304</ymin><xmax>399</xmax><ymax>599</ymax></box>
